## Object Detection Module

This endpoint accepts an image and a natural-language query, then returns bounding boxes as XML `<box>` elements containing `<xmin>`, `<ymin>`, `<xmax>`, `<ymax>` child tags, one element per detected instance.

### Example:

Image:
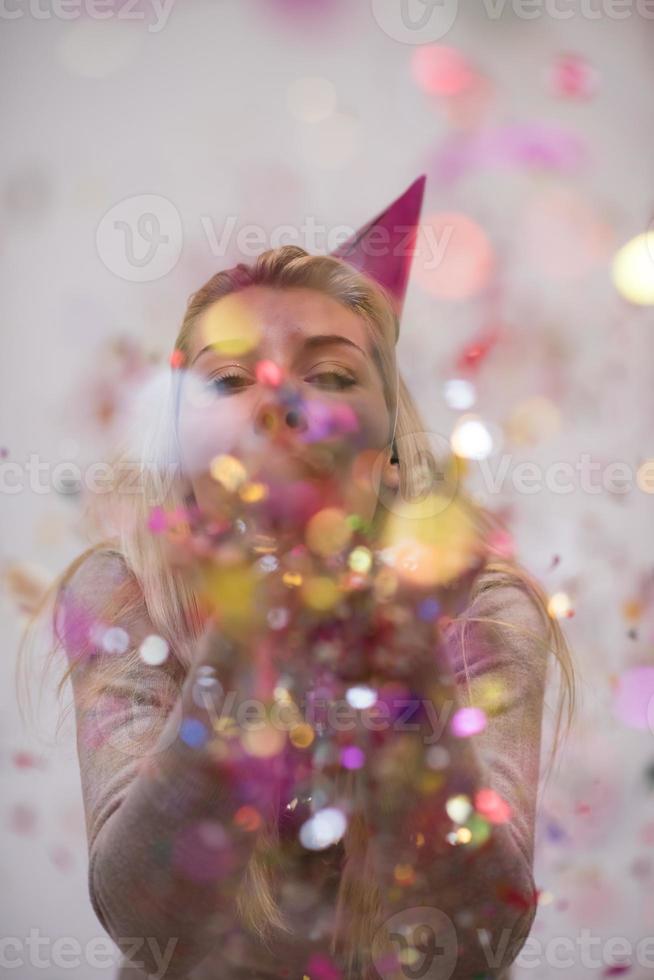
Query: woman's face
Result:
<box><xmin>176</xmin><ymin>284</ymin><xmax>398</xmax><ymax>535</ymax></box>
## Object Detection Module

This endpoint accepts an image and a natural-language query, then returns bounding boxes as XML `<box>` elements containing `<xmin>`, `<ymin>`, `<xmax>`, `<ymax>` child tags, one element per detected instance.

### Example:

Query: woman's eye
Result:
<box><xmin>308</xmin><ymin>371</ymin><xmax>356</xmax><ymax>391</ymax></box>
<box><xmin>207</xmin><ymin>372</ymin><xmax>251</xmax><ymax>394</ymax></box>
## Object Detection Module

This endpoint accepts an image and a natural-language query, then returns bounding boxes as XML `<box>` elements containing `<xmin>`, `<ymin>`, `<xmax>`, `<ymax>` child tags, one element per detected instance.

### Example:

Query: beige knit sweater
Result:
<box><xmin>58</xmin><ymin>549</ymin><xmax>550</xmax><ymax>980</ymax></box>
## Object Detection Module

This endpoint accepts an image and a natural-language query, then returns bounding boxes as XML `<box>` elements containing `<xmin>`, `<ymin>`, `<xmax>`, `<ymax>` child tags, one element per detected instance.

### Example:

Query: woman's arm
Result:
<box><xmin>368</xmin><ymin>567</ymin><xmax>551</xmax><ymax>978</ymax></box>
<box><xmin>58</xmin><ymin>549</ymin><xmax>272</xmax><ymax>979</ymax></box>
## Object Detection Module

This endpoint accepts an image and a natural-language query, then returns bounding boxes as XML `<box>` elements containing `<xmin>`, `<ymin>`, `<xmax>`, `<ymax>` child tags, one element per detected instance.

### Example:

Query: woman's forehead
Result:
<box><xmin>189</xmin><ymin>285</ymin><xmax>371</xmax><ymax>358</ymax></box>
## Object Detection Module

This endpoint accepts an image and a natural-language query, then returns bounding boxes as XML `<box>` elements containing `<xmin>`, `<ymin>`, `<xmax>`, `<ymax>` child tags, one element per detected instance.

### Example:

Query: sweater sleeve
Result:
<box><xmin>56</xmin><ymin>549</ymin><xmax>263</xmax><ymax>980</ymax></box>
<box><xmin>444</xmin><ymin>568</ymin><xmax>551</xmax><ymax>864</ymax></box>
<box><xmin>371</xmin><ymin>567</ymin><xmax>552</xmax><ymax>979</ymax></box>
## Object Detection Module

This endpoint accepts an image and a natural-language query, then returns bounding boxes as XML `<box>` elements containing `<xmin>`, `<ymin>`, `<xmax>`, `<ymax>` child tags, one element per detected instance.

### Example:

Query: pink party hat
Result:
<box><xmin>330</xmin><ymin>174</ymin><xmax>426</xmax><ymax>338</ymax></box>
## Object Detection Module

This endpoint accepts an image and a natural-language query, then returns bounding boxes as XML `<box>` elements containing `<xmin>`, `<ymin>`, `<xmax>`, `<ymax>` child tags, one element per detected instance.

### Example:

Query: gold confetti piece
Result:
<box><xmin>547</xmin><ymin>591</ymin><xmax>573</xmax><ymax>619</ymax></box>
<box><xmin>290</xmin><ymin>723</ymin><xmax>315</xmax><ymax>749</ymax></box>
<box><xmin>378</xmin><ymin>494</ymin><xmax>481</xmax><ymax>586</ymax></box>
<box><xmin>348</xmin><ymin>545</ymin><xmax>372</xmax><ymax>574</ymax></box>
<box><xmin>210</xmin><ymin>454</ymin><xmax>248</xmax><ymax>492</ymax></box>
<box><xmin>612</xmin><ymin>231</ymin><xmax>654</xmax><ymax>306</ymax></box>
<box><xmin>305</xmin><ymin>507</ymin><xmax>352</xmax><ymax>557</ymax></box>
<box><xmin>301</xmin><ymin>576</ymin><xmax>340</xmax><ymax>611</ymax></box>
<box><xmin>468</xmin><ymin>676</ymin><xmax>511</xmax><ymax>715</ymax></box>
<box><xmin>394</xmin><ymin>863</ymin><xmax>416</xmax><ymax>886</ymax></box>
<box><xmin>418</xmin><ymin>771</ymin><xmax>445</xmax><ymax>795</ymax></box>
<box><xmin>622</xmin><ymin>599</ymin><xmax>643</xmax><ymax>621</ymax></box>
<box><xmin>239</xmin><ymin>480</ymin><xmax>268</xmax><ymax>503</ymax></box>
<box><xmin>241</xmin><ymin>723</ymin><xmax>286</xmax><ymax>758</ymax></box>
<box><xmin>3</xmin><ymin>561</ymin><xmax>51</xmax><ymax>616</ymax></box>
<box><xmin>199</xmin><ymin>293</ymin><xmax>262</xmax><ymax>355</ymax></box>
<box><xmin>201</xmin><ymin>561</ymin><xmax>258</xmax><ymax>634</ymax></box>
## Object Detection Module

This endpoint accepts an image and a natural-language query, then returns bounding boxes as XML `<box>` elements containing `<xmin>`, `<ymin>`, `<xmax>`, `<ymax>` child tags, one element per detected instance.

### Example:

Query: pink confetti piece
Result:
<box><xmin>431</xmin><ymin>125</ymin><xmax>587</xmax><ymax>186</ymax></box>
<box><xmin>8</xmin><ymin>803</ymin><xmax>38</xmax><ymax>836</ymax></box>
<box><xmin>48</xmin><ymin>845</ymin><xmax>74</xmax><ymax>873</ymax></box>
<box><xmin>305</xmin><ymin>952</ymin><xmax>343</xmax><ymax>980</ymax></box>
<box><xmin>548</xmin><ymin>53</ymin><xmax>599</xmax><ymax>100</ymax></box>
<box><xmin>612</xmin><ymin>666</ymin><xmax>654</xmax><ymax>731</ymax></box>
<box><xmin>12</xmin><ymin>751</ymin><xmax>46</xmax><ymax>770</ymax></box>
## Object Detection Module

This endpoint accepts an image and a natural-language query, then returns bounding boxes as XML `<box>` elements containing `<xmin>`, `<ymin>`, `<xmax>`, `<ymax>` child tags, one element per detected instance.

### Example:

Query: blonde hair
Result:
<box><xmin>17</xmin><ymin>245</ymin><xmax>576</xmax><ymax>976</ymax></box>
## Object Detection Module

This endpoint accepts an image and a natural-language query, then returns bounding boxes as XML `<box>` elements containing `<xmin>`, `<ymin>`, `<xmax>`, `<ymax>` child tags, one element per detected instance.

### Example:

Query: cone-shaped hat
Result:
<box><xmin>330</xmin><ymin>174</ymin><xmax>426</xmax><ymax>339</ymax></box>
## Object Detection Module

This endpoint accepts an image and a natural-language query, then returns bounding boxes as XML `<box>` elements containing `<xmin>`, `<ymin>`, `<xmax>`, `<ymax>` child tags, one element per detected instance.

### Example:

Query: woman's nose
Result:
<box><xmin>253</xmin><ymin>387</ymin><xmax>308</xmax><ymax>439</ymax></box>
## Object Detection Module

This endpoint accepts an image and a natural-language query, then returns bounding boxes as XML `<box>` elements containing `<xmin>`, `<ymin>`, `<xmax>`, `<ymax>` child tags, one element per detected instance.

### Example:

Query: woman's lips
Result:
<box><xmin>245</xmin><ymin>449</ymin><xmax>345</xmax><ymax>533</ymax></box>
<box><xmin>285</xmin><ymin>446</ymin><xmax>336</xmax><ymax>478</ymax></box>
<box><xmin>248</xmin><ymin>444</ymin><xmax>337</xmax><ymax>482</ymax></box>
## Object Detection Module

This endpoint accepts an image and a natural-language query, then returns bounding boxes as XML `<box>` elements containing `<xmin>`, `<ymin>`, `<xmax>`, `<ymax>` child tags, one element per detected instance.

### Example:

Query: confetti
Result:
<box><xmin>340</xmin><ymin>745</ymin><xmax>365</xmax><ymax>770</ymax></box>
<box><xmin>179</xmin><ymin>718</ymin><xmax>210</xmax><ymax>749</ymax></box>
<box><xmin>414</xmin><ymin>213</ymin><xmax>494</xmax><ymax>300</ymax></box>
<box><xmin>547</xmin><ymin>592</ymin><xmax>573</xmax><ymax>619</ymax></box>
<box><xmin>475</xmin><ymin>788</ymin><xmax>512</xmax><ymax>824</ymax></box>
<box><xmin>612</xmin><ymin>232</ymin><xmax>654</xmax><ymax>306</ymax></box>
<box><xmin>255</xmin><ymin>359</ymin><xmax>285</xmax><ymax>386</ymax></box>
<box><xmin>305</xmin><ymin>507</ymin><xmax>352</xmax><ymax>557</ymax></box>
<box><xmin>443</xmin><ymin>378</ymin><xmax>476</xmax><ymax>410</ymax></box>
<box><xmin>446</xmin><ymin>794</ymin><xmax>473</xmax><ymax>824</ymax></box>
<box><xmin>548</xmin><ymin>53</ymin><xmax>599</xmax><ymax>100</ymax></box>
<box><xmin>299</xmin><ymin>807</ymin><xmax>347</xmax><ymax>850</ymax></box>
<box><xmin>345</xmin><ymin>685</ymin><xmax>378</xmax><ymax>710</ymax></box>
<box><xmin>100</xmin><ymin>626</ymin><xmax>130</xmax><ymax>655</ymax></box>
<box><xmin>139</xmin><ymin>634</ymin><xmax>169</xmax><ymax>665</ymax></box>
<box><xmin>612</xmin><ymin>667</ymin><xmax>654</xmax><ymax>732</ymax></box>
<box><xmin>451</xmin><ymin>416</ymin><xmax>494</xmax><ymax>461</ymax></box>
<box><xmin>450</xmin><ymin>707</ymin><xmax>487</xmax><ymax>737</ymax></box>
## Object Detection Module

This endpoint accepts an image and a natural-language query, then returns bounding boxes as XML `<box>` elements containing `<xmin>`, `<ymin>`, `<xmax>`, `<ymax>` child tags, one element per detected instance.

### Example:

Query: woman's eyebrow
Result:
<box><xmin>191</xmin><ymin>333</ymin><xmax>368</xmax><ymax>366</ymax></box>
<box><xmin>299</xmin><ymin>334</ymin><xmax>367</xmax><ymax>358</ymax></box>
<box><xmin>190</xmin><ymin>344</ymin><xmax>249</xmax><ymax>366</ymax></box>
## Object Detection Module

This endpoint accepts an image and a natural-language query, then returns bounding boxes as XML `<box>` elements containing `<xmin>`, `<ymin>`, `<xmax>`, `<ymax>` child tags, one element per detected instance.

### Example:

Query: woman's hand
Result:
<box><xmin>329</xmin><ymin>564</ymin><xmax>483</xmax><ymax>863</ymax></box>
<box><xmin>158</xmin><ymin>458</ymin><xmax>485</xmax><ymax>842</ymax></box>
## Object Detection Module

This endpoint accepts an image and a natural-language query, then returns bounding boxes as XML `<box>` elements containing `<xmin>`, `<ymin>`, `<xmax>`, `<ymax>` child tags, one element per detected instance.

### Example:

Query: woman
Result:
<box><xmin>23</xmin><ymin>206</ymin><xmax>574</xmax><ymax>979</ymax></box>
